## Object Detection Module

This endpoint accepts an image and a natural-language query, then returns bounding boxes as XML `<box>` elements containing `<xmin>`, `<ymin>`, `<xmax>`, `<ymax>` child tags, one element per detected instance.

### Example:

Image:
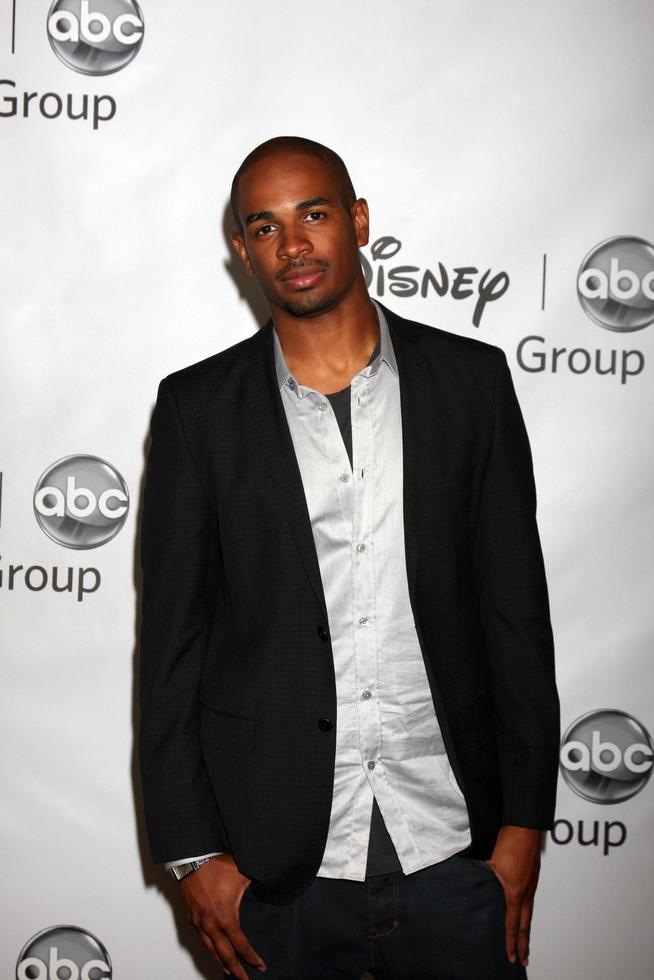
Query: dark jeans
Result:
<box><xmin>239</xmin><ymin>855</ymin><xmax>528</xmax><ymax>979</ymax></box>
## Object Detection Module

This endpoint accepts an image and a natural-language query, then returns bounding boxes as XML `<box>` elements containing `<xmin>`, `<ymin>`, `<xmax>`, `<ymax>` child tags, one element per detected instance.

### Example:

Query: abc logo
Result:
<box><xmin>560</xmin><ymin>709</ymin><xmax>653</xmax><ymax>804</ymax></box>
<box><xmin>16</xmin><ymin>925</ymin><xmax>111</xmax><ymax>980</ymax></box>
<box><xmin>47</xmin><ymin>0</ymin><xmax>145</xmax><ymax>76</ymax></box>
<box><xmin>34</xmin><ymin>455</ymin><xmax>129</xmax><ymax>550</ymax></box>
<box><xmin>577</xmin><ymin>236</ymin><xmax>654</xmax><ymax>332</ymax></box>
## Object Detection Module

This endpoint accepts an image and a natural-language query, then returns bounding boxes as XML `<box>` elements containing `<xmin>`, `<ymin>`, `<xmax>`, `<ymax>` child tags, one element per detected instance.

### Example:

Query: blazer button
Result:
<box><xmin>318</xmin><ymin>718</ymin><xmax>332</xmax><ymax>732</ymax></box>
<box><xmin>317</xmin><ymin>626</ymin><xmax>330</xmax><ymax>641</ymax></box>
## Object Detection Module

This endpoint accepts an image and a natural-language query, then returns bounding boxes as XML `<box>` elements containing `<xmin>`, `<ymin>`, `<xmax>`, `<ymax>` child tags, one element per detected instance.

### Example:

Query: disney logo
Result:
<box><xmin>360</xmin><ymin>237</ymin><xmax>510</xmax><ymax>327</ymax></box>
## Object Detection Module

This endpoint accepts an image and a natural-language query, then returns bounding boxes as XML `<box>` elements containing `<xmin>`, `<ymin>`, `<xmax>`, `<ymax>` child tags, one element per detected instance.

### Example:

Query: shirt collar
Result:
<box><xmin>273</xmin><ymin>300</ymin><xmax>398</xmax><ymax>393</ymax></box>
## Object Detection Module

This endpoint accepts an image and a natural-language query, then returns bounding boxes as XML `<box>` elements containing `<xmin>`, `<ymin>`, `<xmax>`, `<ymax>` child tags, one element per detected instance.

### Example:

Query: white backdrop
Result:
<box><xmin>2</xmin><ymin>1</ymin><xmax>653</xmax><ymax>977</ymax></box>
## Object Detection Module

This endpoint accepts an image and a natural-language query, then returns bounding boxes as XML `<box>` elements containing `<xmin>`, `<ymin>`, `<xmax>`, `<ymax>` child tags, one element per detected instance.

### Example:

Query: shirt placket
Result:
<box><xmin>299</xmin><ymin>383</ymin><xmax>369</xmax><ymax>876</ymax></box>
<box><xmin>351</xmin><ymin>371</ymin><xmax>382</xmax><ymax>796</ymax></box>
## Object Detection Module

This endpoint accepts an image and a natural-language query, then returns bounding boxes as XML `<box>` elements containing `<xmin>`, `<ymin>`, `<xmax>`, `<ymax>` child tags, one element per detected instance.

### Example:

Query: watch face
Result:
<box><xmin>169</xmin><ymin>864</ymin><xmax>190</xmax><ymax>879</ymax></box>
<box><xmin>170</xmin><ymin>860</ymin><xmax>200</xmax><ymax>879</ymax></box>
<box><xmin>169</xmin><ymin>855</ymin><xmax>217</xmax><ymax>879</ymax></box>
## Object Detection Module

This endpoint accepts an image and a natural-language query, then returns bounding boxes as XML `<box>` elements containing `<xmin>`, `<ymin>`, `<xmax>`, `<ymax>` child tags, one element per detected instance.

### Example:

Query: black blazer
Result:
<box><xmin>139</xmin><ymin>303</ymin><xmax>559</xmax><ymax>905</ymax></box>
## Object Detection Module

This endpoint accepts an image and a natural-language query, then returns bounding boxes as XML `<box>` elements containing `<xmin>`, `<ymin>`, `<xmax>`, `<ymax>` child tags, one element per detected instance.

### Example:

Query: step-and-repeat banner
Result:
<box><xmin>2</xmin><ymin>2</ymin><xmax>653</xmax><ymax>977</ymax></box>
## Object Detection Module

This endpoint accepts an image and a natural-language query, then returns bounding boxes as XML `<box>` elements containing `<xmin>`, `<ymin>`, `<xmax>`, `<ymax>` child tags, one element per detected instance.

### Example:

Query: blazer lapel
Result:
<box><xmin>241</xmin><ymin>323</ymin><xmax>329</xmax><ymax>621</ymax></box>
<box><xmin>383</xmin><ymin>304</ymin><xmax>425</xmax><ymax>599</ymax></box>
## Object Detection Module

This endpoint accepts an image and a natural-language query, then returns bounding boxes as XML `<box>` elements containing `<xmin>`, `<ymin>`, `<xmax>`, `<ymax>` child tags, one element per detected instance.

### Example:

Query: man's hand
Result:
<box><xmin>484</xmin><ymin>825</ymin><xmax>542</xmax><ymax>967</ymax></box>
<box><xmin>180</xmin><ymin>854</ymin><xmax>266</xmax><ymax>978</ymax></box>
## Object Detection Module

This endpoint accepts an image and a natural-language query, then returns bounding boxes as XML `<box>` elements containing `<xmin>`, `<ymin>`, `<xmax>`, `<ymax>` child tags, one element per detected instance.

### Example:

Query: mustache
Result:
<box><xmin>276</xmin><ymin>259</ymin><xmax>329</xmax><ymax>281</ymax></box>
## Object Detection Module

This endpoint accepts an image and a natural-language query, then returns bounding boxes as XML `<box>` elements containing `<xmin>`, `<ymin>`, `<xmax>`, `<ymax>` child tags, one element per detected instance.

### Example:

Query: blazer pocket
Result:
<box><xmin>200</xmin><ymin>705</ymin><xmax>257</xmax><ymax>753</ymax></box>
<box><xmin>420</xmin><ymin>467</ymin><xmax>473</xmax><ymax>498</ymax></box>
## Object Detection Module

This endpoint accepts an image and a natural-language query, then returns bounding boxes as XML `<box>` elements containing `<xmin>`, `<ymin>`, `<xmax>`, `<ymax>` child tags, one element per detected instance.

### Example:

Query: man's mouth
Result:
<box><xmin>278</xmin><ymin>263</ymin><xmax>328</xmax><ymax>289</ymax></box>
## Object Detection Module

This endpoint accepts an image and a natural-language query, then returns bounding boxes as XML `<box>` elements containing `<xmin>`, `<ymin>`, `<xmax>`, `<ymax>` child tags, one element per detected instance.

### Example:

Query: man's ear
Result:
<box><xmin>231</xmin><ymin>232</ymin><xmax>255</xmax><ymax>277</ymax></box>
<box><xmin>351</xmin><ymin>198</ymin><xmax>370</xmax><ymax>248</ymax></box>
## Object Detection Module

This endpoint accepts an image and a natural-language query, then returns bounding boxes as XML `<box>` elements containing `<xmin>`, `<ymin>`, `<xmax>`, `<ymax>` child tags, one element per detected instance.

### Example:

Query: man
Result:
<box><xmin>139</xmin><ymin>136</ymin><xmax>559</xmax><ymax>980</ymax></box>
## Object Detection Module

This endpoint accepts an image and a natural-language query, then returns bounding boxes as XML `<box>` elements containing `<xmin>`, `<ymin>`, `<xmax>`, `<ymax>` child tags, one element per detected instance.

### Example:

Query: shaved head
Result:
<box><xmin>230</xmin><ymin>136</ymin><xmax>357</xmax><ymax>229</ymax></box>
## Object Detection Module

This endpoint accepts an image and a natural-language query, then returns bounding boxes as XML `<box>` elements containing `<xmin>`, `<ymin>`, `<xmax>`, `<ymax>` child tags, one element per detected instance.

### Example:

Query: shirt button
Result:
<box><xmin>318</xmin><ymin>718</ymin><xmax>333</xmax><ymax>732</ymax></box>
<box><xmin>287</xmin><ymin>379</ymin><xmax>296</xmax><ymax>390</ymax></box>
<box><xmin>359</xmin><ymin>616</ymin><xmax>368</xmax><ymax>626</ymax></box>
<box><xmin>319</xmin><ymin>402</ymin><xmax>328</xmax><ymax>412</ymax></box>
<box><xmin>339</xmin><ymin>473</ymin><xmax>350</xmax><ymax>483</ymax></box>
<box><xmin>361</xmin><ymin>690</ymin><xmax>373</xmax><ymax>700</ymax></box>
<box><xmin>367</xmin><ymin>760</ymin><xmax>376</xmax><ymax>771</ymax></box>
<box><xmin>317</xmin><ymin>626</ymin><xmax>330</xmax><ymax>641</ymax></box>
<box><xmin>356</xmin><ymin>543</ymin><xmax>366</xmax><ymax>553</ymax></box>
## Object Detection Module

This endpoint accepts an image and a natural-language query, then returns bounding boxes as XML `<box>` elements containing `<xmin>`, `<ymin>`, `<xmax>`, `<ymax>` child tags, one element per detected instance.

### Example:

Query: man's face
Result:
<box><xmin>231</xmin><ymin>152</ymin><xmax>369</xmax><ymax>318</ymax></box>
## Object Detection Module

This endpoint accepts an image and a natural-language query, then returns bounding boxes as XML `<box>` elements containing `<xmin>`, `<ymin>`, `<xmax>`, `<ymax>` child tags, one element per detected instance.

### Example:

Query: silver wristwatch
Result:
<box><xmin>168</xmin><ymin>855</ymin><xmax>217</xmax><ymax>881</ymax></box>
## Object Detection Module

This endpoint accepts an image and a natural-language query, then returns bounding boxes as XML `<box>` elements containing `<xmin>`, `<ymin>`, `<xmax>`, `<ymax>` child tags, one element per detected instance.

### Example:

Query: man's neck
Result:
<box><xmin>272</xmin><ymin>288</ymin><xmax>380</xmax><ymax>395</ymax></box>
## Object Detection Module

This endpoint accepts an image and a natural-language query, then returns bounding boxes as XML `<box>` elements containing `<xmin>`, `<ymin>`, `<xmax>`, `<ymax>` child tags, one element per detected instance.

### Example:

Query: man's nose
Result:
<box><xmin>276</xmin><ymin>228</ymin><xmax>312</xmax><ymax>260</ymax></box>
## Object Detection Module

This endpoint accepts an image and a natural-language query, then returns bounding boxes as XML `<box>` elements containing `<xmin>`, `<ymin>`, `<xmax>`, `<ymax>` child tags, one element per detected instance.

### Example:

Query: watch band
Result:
<box><xmin>168</xmin><ymin>855</ymin><xmax>217</xmax><ymax>881</ymax></box>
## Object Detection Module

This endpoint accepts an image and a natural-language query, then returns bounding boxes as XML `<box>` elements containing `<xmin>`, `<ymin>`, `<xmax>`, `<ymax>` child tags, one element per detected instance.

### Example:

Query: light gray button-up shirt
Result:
<box><xmin>274</xmin><ymin>302</ymin><xmax>471</xmax><ymax>881</ymax></box>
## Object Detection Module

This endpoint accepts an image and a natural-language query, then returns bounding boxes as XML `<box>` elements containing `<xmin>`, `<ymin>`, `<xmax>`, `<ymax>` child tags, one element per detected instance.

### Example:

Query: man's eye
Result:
<box><xmin>305</xmin><ymin>211</ymin><xmax>325</xmax><ymax>222</ymax></box>
<box><xmin>255</xmin><ymin>224</ymin><xmax>275</xmax><ymax>237</ymax></box>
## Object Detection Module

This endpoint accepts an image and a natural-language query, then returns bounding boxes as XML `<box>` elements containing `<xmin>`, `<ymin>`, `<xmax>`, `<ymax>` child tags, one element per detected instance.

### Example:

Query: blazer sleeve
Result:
<box><xmin>473</xmin><ymin>349</ymin><xmax>560</xmax><ymax>830</ymax></box>
<box><xmin>139</xmin><ymin>377</ymin><xmax>228</xmax><ymax>863</ymax></box>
